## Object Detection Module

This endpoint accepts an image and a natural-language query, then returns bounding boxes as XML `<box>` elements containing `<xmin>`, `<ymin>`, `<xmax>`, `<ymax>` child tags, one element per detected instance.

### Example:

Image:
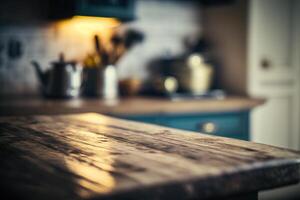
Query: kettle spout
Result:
<box><xmin>31</xmin><ymin>61</ymin><xmax>47</xmax><ymax>87</ymax></box>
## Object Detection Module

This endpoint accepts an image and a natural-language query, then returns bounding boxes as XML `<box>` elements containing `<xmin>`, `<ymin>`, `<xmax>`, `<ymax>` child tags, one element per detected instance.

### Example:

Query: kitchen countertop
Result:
<box><xmin>0</xmin><ymin>96</ymin><xmax>264</xmax><ymax>116</ymax></box>
<box><xmin>0</xmin><ymin>113</ymin><xmax>299</xmax><ymax>200</ymax></box>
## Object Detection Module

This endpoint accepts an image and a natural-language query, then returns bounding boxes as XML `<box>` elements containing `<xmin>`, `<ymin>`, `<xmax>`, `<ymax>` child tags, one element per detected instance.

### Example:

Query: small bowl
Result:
<box><xmin>119</xmin><ymin>78</ymin><xmax>142</xmax><ymax>96</ymax></box>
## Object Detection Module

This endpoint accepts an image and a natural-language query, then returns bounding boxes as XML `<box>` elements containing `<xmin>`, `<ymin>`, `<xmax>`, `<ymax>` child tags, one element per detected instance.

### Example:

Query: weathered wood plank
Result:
<box><xmin>0</xmin><ymin>113</ymin><xmax>299</xmax><ymax>200</ymax></box>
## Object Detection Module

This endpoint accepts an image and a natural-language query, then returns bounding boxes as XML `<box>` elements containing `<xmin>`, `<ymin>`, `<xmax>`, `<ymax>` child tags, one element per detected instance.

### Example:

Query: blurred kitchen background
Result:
<box><xmin>0</xmin><ymin>0</ymin><xmax>299</xmax><ymax>199</ymax></box>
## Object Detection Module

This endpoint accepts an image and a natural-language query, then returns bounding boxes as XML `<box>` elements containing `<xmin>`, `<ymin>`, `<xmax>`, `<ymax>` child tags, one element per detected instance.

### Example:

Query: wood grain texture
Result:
<box><xmin>0</xmin><ymin>113</ymin><xmax>299</xmax><ymax>200</ymax></box>
<box><xmin>0</xmin><ymin>96</ymin><xmax>264</xmax><ymax>116</ymax></box>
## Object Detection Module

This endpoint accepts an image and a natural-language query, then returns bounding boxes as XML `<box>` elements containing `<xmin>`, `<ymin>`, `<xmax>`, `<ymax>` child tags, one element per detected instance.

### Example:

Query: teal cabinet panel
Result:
<box><xmin>114</xmin><ymin>111</ymin><xmax>250</xmax><ymax>141</ymax></box>
<box><xmin>49</xmin><ymin>0</ymin><xmax>136</xmax><ymax>21</ymax></box>
<box><xmin>75</xmin><ymin>0</ymin><xmax>135</xmax><ymax>21</ymax></box>
<box><xmin>48</xmin><ymin>0</ymin><xmax>135</xmax><ymax>21</ymax></box>
<box><xmin>162</xmin><ymin>112</ymin><xmax>249</xmax><ymax>140</ymax></box>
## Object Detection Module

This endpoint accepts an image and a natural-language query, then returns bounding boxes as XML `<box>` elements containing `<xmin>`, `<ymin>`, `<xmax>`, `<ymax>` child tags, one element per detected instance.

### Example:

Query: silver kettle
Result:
<box><xmin>31</xmin><ymin>54</ymin><xmax>82</xmax><ymax>98</ymax></box>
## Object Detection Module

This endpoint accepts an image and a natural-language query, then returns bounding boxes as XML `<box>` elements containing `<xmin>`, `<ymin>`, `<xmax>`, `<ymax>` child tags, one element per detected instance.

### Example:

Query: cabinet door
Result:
<box><xmin>248</xmin><ymin>0</ymin><xmax>300</xmax><ymax>149</ymax></box>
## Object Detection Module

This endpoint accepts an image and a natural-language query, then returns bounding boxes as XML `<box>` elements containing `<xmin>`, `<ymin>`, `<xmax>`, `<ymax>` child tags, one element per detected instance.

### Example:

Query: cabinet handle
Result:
<box><xmin>199</xmin><ymin>122</ymin><xmax>217</xmax><ymax>134</ymax></box>
<box><xmin>261</xmin><ymin>58</ymin><xmax>272</xmax><ymax>69</ymax></box>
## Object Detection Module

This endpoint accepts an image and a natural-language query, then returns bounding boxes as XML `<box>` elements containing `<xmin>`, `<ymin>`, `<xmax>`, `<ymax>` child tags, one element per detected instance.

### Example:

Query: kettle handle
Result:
<box><xmin>31</xmin><ymin>61</ymin><xmax>47</xmax><ymax>87</ymax></box>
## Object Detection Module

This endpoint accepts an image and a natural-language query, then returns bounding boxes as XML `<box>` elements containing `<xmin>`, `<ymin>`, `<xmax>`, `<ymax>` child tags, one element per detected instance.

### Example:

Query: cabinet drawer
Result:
<box><xmin>114</xmin><ymin>112</ymin><xmax>249</xmax><ymax>140</ymax></box>
<box><xmin>162</xmin><ymin>112</ymin><xmax>249</xmax><ymax>140</ymax></box>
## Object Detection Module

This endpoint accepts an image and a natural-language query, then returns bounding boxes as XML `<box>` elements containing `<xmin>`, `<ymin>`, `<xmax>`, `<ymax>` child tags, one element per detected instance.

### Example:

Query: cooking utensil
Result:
<box><xmin>94</xmin><ymin>35</ymin><xmax>109</xmax><ymax>66</ymax></box>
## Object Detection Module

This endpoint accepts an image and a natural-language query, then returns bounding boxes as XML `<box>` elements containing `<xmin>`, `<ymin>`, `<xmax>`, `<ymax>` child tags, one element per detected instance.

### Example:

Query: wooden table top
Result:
<box><xmin>0</xmin><ymin>113</ymin><xmax>300</xmax><ymax>199</ymax></box>
<box><xmin>1</xmin><ymin>113</ymin><xmax>299</xmax><ymax>200</ymax></box>
<box><xmin>0</xmin><ymin>96</ymin><xmax>264</xmax><ymax>116</ymax></box>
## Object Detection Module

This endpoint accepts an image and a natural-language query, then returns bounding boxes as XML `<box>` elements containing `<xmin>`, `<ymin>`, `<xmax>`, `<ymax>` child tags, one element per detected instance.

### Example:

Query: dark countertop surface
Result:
<box><xmin>0</xmin><ymin>96</ymin><xmax>265</xmax><ymax>116</ymax></box>
<box><xmin>0</xmin><ymin>113</ymin><xmax>299</xmax><ymax>200</ymax></box>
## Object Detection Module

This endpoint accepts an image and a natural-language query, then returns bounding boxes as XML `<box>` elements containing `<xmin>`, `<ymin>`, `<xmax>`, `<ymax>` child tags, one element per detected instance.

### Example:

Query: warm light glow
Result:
<box><xmin>59</xmin><ymin>16</ymin><xmax>121</xmax><ymax>32</ymax></box>
<box><xmin>66</xmin><ymin>159</ymin><xmax>116</xmax><ymax>195</ymax></box>
<box><xmin>69</xmin><ymin>16</ymin><xmax>120</xmax><ymax>33</ymax></box>
<box><xmin>55</xmin><ymin>16</ymin><xmax>121</xmax><ymax>46</ymax></box>
<box><xmin>51</xmin><ymin>16</ymin><xmax>122</xmax><ymax>61</ymax></box>
<box><xmin>61</xmin><ymin>115</ymin><xmax>118</xmax><ymax>198</ymax></box>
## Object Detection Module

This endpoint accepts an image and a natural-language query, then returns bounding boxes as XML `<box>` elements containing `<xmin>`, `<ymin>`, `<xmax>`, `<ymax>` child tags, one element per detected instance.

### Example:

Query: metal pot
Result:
<box><xmin>172</xmin><ymin>54</ymin><xmax>213</xmax><ymax>94</ymax></box>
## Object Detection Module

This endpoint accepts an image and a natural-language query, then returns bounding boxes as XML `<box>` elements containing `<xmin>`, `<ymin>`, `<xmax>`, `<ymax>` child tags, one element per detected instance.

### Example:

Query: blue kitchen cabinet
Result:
<box><xmin>74</xmin><ymin>0</ymin><xmax>135</xmax><ymax>21</ymax></box>
<box><xmin>49</xmin><ymin>0</ymin><xmax>135</xmax><ymax>21</ymax></box>
<box><xmin>115</xmin><ymin>111</ymin><xmax>250</xmax><ymax>140</ymax></box>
